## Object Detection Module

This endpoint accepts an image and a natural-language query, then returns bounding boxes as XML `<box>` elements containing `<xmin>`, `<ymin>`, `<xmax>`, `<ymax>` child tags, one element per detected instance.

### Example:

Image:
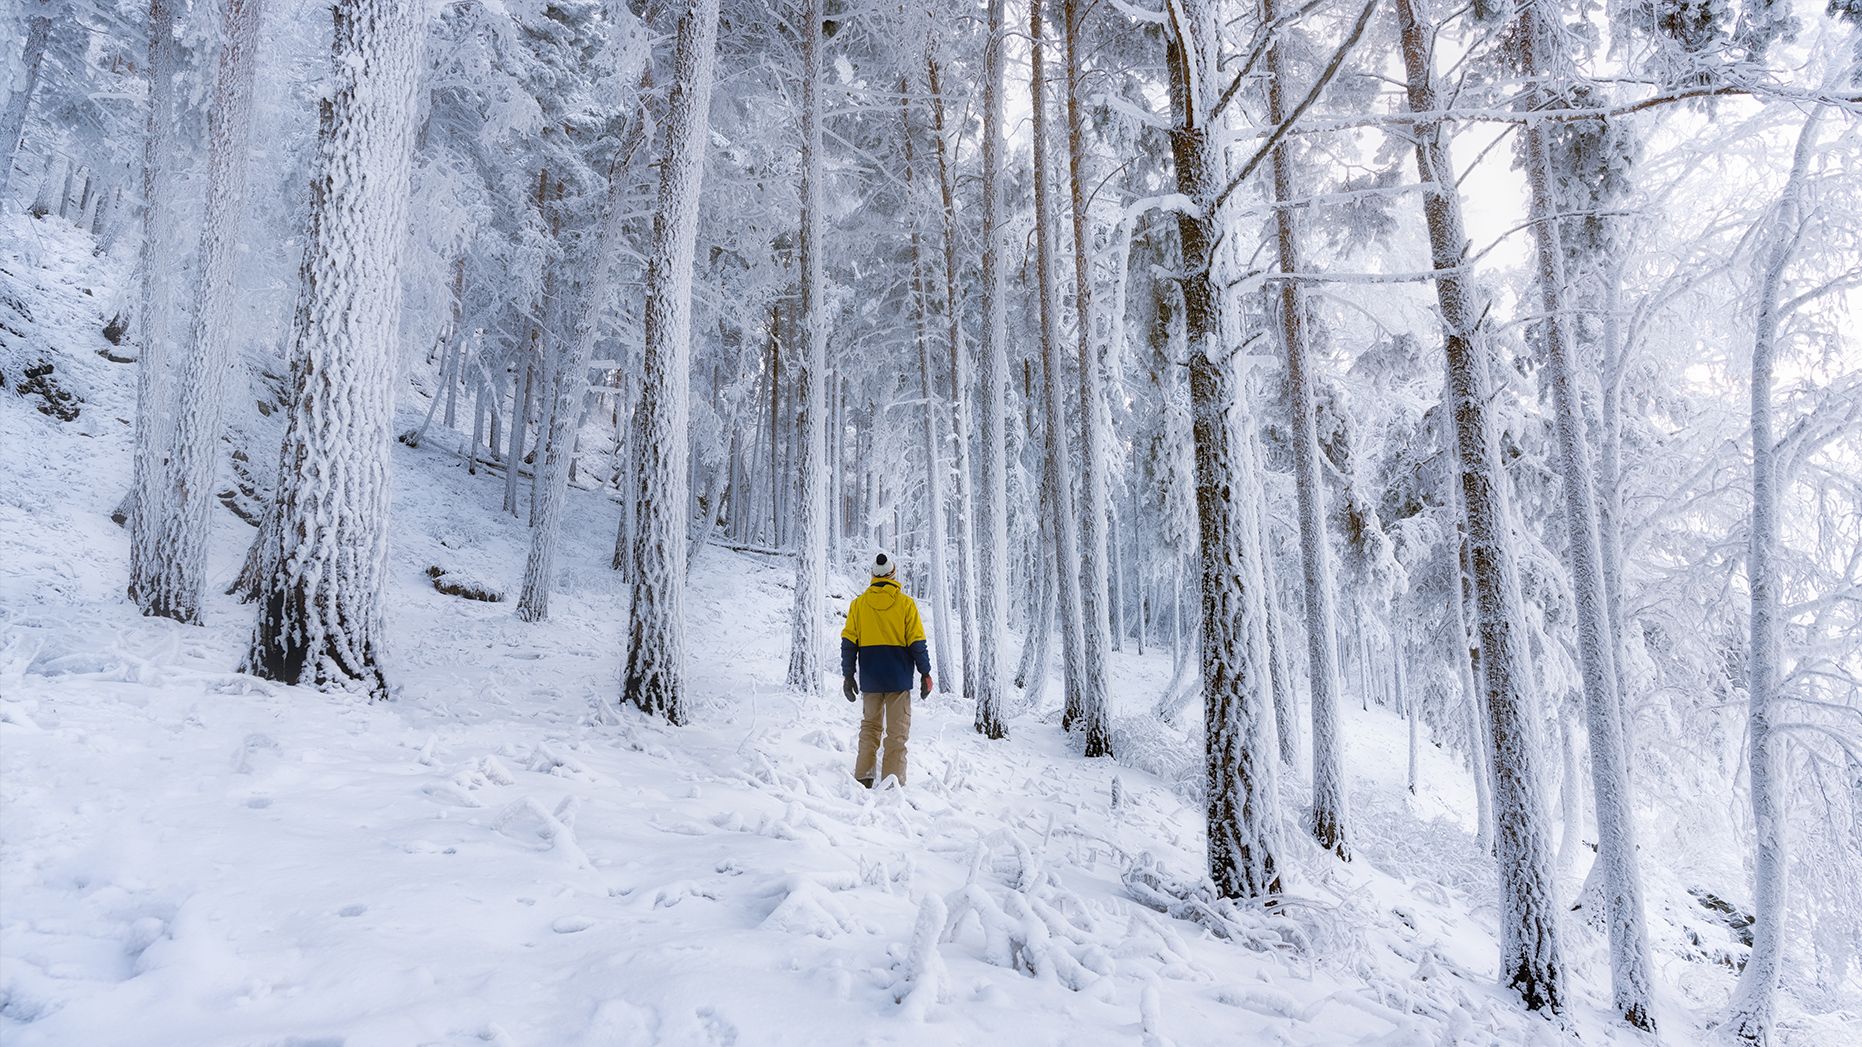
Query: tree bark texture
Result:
<box><xmin>245</xmin><ymin>0</ymin><xmax>425</xmax><ymax>699</ymax></box>
<box><xmin>622</xmin><ymin>0</ymin><xmax>720</xmax><ymax>724</ymax></box>
<box><xmin>1395</xmin><ymin>0</ymin><xmax>1565</xmax><ymax>1011</ymax></box>
<box><xmin>1261</xmin><ymin>0</ymin><xmax>1350</xmax><ymax>859</ymax></box>
<box><xmin>1166</xmin><ymin>0</ymin><xmax>1282</xmax><ymax>900</ymax></box>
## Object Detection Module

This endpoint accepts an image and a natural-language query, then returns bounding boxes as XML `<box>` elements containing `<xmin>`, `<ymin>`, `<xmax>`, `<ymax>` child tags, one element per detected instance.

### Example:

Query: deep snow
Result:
<box><xmin>2</xmin><ymin>208</ymin><xmax>1856</xmax><ymax>1046</ymax></box>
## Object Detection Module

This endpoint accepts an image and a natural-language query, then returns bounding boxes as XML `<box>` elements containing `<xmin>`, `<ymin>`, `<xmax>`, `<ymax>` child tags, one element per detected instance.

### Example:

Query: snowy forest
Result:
<box><xmin>2</xmin><ymin>0</ymin><xmax>1859</xmax><ymax>1043</ymax></box>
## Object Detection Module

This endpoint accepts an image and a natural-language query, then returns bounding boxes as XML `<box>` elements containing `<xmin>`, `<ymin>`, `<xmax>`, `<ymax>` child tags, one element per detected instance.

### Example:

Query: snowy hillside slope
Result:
<box><xmin>2</xmin><ymin>211</ymin><xmax>1855</xmax><ymax>1046</ymax></box>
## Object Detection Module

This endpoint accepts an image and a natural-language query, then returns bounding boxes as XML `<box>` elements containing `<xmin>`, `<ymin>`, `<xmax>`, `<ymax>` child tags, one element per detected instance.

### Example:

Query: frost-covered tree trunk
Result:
<box><xmin>622</xmin><ymin>0</ymin><xmax>718</xmax><ymax>724</ymax></box>
<box><xmin>0</xmin><ymin>1</ymin><xmax>55</xmax><ymax>202</ymax></box>
<box><xmin>1514</xmin><ymin>9</ymin><xmax>1655</xmax><ymax>1027</ymax></box>
<box><xmin>136</xmin><ymin>0</ymin><xmax>266</xmax><ymax>624</ymax></box>
<box><xmin>1396</xmin><ymin>0</ymin><xmax>1564</xmax><ymax>1011</ymax></box>
<box><xmin>1015</xmin><ymin>497</ymin><xmax>1057</xmax><ymax>699</ymax></box>
<box><xmin>1264</xmin><ymin>558</ymin><xmax>1299</xmax><ymax>766</ymax></box>
<box><xmin>1261</xmin><ymin>0</ymin><xmax>1349</xmax><ymax>858</ymax></box>
<box><xmin>467</xmin><ymin>371</ymin><xmax>486</xmax><ymax>474</ymax></box>
<box><xmin>901</xmin><ymin>86</ymin><xmax>955</xmax><ymax>689</ymax></box>
<box><xmin>504</xmin><ymin>357</ymin><xmax>531</xmax><ymax>516</ymax></box>
<box><xmin>243</xmin><ymin>0</ymin><xmax>424</xmax><ymax>699</ymax></box>
<box><xmin>1597</xmin><ymin>259</ymin><xmax>1629</xmax><ymax>700</ymax></box>
<box><xmin>1166</xmin><ymin>0</ymin><xmax>1280</xmax><ymax>899</ymax></box>
<box><xmin>783</xmin><ymin>0</ymin><xmax>829</xmax><ymax>692</ymax></box>
<box><xmin>126</xmin><ymin>0</ymin><xmax>186</xmax><ymax>605</ymax></box>
<box><xmin>517</xmin><ymin>93</ymin><xmax>651</xmax><ymax>623</ymax></box>
<box><xmin>1557</xmin><ymin>715</ymin><xmax>1584</xmax><ymax>874</ymax></box>
<box><xmin>1029</xmin><ymin>0</ymin><xmax>1092</xmax><ymax>741</ymax></box>
<box><xmin>1399</xmin><ymin>638</ymin><xmax>1417</xmax><ymax>794</ymax></box>
<box><xmin>1059</xmin><ymin>0</ymin><xmax>1113</xmax><ymax>757</ymax></box>
<box><xmin>1724</xmin><ymin>107</ymin><xmax>1821</xmax><ymax>1047</ymax></box>
<box><xmin>408</xmin><ymin>267</ymin><xmax>464</xmax><ymax>451</ymax></box>
<box><xmin>971</xmin><ymin>0</ymin><xmax>1012</xmax><ymax>739</ymax></box>
<box><xmin>1450</xmin><ymin>519</ymin><xmax>1495</xmax><ymax>851</ymax></box>
<box><xmin>1109</xmin><ymin>507</ymin><xmax>1126</xmax><ymax>651</ymax></box>
<box><xmin>927</xmin><ymin>53</ymin><xmax>979</xmax><ymax>700</ymax></box>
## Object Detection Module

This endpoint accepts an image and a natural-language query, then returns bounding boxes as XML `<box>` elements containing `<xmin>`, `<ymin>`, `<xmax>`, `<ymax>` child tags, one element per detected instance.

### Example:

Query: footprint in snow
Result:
<box><xmin>695</xmin><ymin>1006</ymin><xmax>738</xmax><ymax>1046</ymax></box>
<box><xmin>337</xmin><ymin>904</ymin><xmax>367</xmax><ymax>918</ymax></box>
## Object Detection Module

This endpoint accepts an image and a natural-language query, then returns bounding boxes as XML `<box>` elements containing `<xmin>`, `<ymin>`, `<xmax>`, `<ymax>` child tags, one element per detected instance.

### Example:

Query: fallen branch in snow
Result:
<box><xmin>426</xmin><ymin>565</ymin><xmax>503</xmax><ymax>602</ymax></box>
<box><xmin>492</xmin><ymin>796</ymin><xmax>590</xmax><ymax>868</ymax></box>
<box><xmin>1122</xmin><ymin>852</ymin><xmax>1308</xmax><ymax>961</ymax></box>
<box><xmin>893</xmin><ymin>893</ymin><xmax>949</xmax><ymax>1021</ymax></box>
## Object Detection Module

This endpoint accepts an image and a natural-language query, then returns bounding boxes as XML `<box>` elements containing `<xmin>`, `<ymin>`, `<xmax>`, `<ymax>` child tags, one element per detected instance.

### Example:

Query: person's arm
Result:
<box><xmin>906</xmin><ymin>600</ymin><xmax>931</xmax><ymax>678</ymax></box>
<box><xmin>840</xmin><ymin>599</ymin><xmax>861</xmax><ymax>682</ymax></box>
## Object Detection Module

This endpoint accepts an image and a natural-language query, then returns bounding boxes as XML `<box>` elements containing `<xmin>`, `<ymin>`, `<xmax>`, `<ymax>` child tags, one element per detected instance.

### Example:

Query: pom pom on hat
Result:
<box><xmin>872</xmin><ymin>551</ymin><xmax>897</xmax><ymax>577</ymax></box>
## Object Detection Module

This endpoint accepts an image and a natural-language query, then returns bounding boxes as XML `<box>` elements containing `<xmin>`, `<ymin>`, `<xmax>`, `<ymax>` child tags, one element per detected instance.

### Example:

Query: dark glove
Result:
<box><xmin>843</xmin><ymin>677</ymin><xmax>859</xmax><ymax>703</ymax></box>
<box><xmin>921</xmin><ymin>673</ymin><xmax>934</xmax><ymax>698</ymax></box>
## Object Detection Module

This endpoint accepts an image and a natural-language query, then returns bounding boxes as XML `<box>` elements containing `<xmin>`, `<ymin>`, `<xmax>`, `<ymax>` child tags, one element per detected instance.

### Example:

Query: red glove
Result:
<box><xmin>921</xmin><ymin>673</ymin><xmax>934</xmax><ymax>697</ymax></box>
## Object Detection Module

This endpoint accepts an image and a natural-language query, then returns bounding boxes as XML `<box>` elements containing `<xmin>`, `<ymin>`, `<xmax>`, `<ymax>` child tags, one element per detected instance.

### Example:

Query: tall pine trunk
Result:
<box><xmin>126</xmin><ymin>0</ymin><xmax>186</xmax><ymax>606</ymax></box>
<box><xmin>1166</xmin><ymin>0</ymin><xmax>1281</xmax><ymax>900</ymax></box>
<box><xmin>1511</xmin><ymin>10</ymin><xmax>1660</xmax><ymax>1028</ymax></box>
<box><xmin>1261</xmin><ymin>0</ymin><xmax>1349</xmax><ymax>858</ymax></box>
<box><xmin>784</xmin><ymin>0</ymin><xmax>830</xmax><ymax>691</ymax></box>
<box><xmin>1724</xmin><ymin>107</ymin><xmax>1822</xmax><ymax>1047</ymax></box>
<box><xmin>1059</xmin><ymin>0</ymin><xmax>1113</xmax><ymax>756</ymax></box>
<box><xmin>622</xmin><ymin>0</ymin><xmax>720</xmax><ymax>724</ymax></box>
<box><xmin>1029</xmin><ymin>0</ymin><xmax>1091</xmax><ymax>739</ymax></box>
<box><xmin>0</xmin><ymin>1</ymin><xmax>55</xmax><ymax>202</ymax></box>
<box><xmin>901</xmin><ymin>85</ymin><xmax>955</xmax><ymax>690</ymax></box>
<box><xmin>927</xmin><ymin>54</ymin><xmax>979</xmax><ymax>701</ymax></box>
<box><xmin>244</xmin><ymin>0</ymin><xmax>424</xmax><ymax>699</ymax></box>
<box><xmin>137</xmin><ymin>0</ymin><xmax>266</xmax><ymax>624</ymax></box>
<box><xmin>517</xmin><ymin>88</ymin><xmax>652</xmax><ymax>622</ymax></box>
<box><xmin>971</xmin><ymin>0</ymin><xmax>1012</xmax><ymax>739</ymax></box>
<box><xmin>1395</xmin><ymin>0</ymin><xmax>1564</xmax><ymax>1011</ymax></box>
<box><xmin>1513</xmin><ymin>8</ymin><xmax>1656</xmax><ymax>1028</ymax></box>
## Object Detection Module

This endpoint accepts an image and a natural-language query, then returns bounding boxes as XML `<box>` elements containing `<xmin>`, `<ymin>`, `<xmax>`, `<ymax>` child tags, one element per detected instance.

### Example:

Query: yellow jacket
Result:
<box><xmin>840</xmin><ymin>577</ymin><xmax>931</xmax><ymax>692</ymax></box>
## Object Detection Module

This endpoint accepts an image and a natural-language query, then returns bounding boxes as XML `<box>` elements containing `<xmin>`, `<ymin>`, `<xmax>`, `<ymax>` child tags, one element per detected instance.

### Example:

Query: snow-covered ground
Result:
<box><xmin>3</xmin><ymin>210</ymin><xmax>1853</xmax><ymax>1045</ymax></box>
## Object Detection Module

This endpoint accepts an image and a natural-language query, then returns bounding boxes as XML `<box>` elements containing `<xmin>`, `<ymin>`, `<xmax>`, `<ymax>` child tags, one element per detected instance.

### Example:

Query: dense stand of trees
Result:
<box><xmin>5</xmin><ymin>0</ymin><xmax>1859</xmax><ymax>1040</ymax></box>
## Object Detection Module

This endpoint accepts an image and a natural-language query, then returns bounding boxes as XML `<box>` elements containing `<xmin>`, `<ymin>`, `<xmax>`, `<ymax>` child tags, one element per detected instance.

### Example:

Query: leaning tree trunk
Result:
<box><xmin>783</xmin><ymin>0</ymin><xmax>830</xmax><ymax>692</ymax></box>
<box><xmin>621</xmin><ymin>0</ymin><xmax>720</xmax><ymax>724</ymax></box>
<box><xmin>504</xmin><ymin>356</ymin><xmax>531</xmax><ymax>516</ymax></box>
<box><xmin>1262</xmin><ymin>533</ymin><xmax>1301</xmax><ymax>766</ymax></box>
<box><xmin>244</xmin><ymin>0</ymin><xmax>424</xmax><ymax>699</ymax></box>
<box><xmin>0</xmin><ymin>1</ymin><xmax>55</xmax><ymax>202</ymax></box>
<box><xmin>927</xmin><ymin>52</ymin><xmax>979</xmax><ymax>700</ymax></box>
<box><xmin>1449</xmin><ymin>507</ymin><xmax>1496</xmax><ymax>851</ymax></box>
<box><xmin>1513</xmin><ymin>7</ymin><xmax>1656</xmax><ymax>1028</ymax></box>
<box><xmin>1396</xmin><ymin>0</ymin><xmax>1564</xmax><ymax>1012</ymax></box>
<box><xmin>1165</xmin><ymin>0</ymin><xmax>1281</xmax><ymax>900</ymax></box>
<box><xmin>517</xmin><ymin>86</ymin><xmax>652</xmax><ymax>622</ymax></box>
<box><xmin>1015</xmin><ymin>481</ymin><xmax>1057</xmax><ymax>702</ymax></box>
<box><xmin>971</xmin><ymin>0</ymin><xmax>1013</xmax><ymax>739</ymax></box>
<box><xmin>1029</xmin><ymin>0</ymin><xmax>1091</xmax><ymax>739</ymax></box>
<box><xmin>901</xmin><ymin>85</ymin><xmax>955</xmax><ymax>689</ymax></box>
<box><xmin>1059</xmin><ymin>0</ymin><xmax>1113</xmax><ymax>757</ymax></box>
<box><xmin>1724</xmin><ymin>106</ymin><xmax>1821</xmax><ymax>1047</ymax></box>
<box><xmin>1261</xmin><ymin>0</ymin><xmax>1350</xmax><ymax>859</ymax></box>
<box><xmin>126</xmin><ymin>0</ymin><xmax>186</xmax><ymax>606</ymax></box>
<box><xmin>138</xmin><ymin>0</ymin><xmax>266</xmax><ymax>624</ymax></box>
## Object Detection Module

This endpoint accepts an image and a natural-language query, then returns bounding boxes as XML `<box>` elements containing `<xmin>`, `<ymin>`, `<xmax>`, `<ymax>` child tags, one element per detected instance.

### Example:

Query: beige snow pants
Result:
<box><xmin>853</xmin><ymin>690</ymin><xmax>911</xmax><ymax>786</ymax></box>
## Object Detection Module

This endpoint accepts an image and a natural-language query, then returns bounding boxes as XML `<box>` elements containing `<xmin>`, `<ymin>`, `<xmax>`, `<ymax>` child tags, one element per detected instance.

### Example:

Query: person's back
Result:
<box><xmin>841</xmin><ymin>551</ymin><xmax>931</xmax><ymax>787</ymax></box>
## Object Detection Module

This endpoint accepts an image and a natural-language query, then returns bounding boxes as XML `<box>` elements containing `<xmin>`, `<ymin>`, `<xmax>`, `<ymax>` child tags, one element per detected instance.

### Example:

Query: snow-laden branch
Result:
<box><xmin>1278</xmin><ymin>83</ymin><xmax>1862</xmax><ymax>138</ymax></box>
<box><xmin>1263</xmin><ymin>266</ymin><xmax>1470</xmax><ymax>284</ymax></box>
<box><xmin>1214</xmin><ymin>0</ymin><xmax>1378</xmax><ymax>212</ymax></box>
<box><xmin>1105</xmin><ymin>0</ymin><xmax>1167</xmax><ymax>23</ymax></box>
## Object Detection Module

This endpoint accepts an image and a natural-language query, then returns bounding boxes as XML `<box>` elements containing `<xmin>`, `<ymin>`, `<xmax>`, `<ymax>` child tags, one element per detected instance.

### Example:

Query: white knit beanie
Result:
<box><xmin>872</xmin><ymin>551</ymin><xmax>897</xmax><ymax>578</ymax></box>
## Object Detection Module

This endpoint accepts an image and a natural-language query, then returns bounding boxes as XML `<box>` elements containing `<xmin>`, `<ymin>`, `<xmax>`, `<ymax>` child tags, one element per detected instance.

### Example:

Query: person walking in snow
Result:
<box><xmin>841</xmin><ymin>551</ymin><xmax>933</xmax><ymax>788</ymax></box>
